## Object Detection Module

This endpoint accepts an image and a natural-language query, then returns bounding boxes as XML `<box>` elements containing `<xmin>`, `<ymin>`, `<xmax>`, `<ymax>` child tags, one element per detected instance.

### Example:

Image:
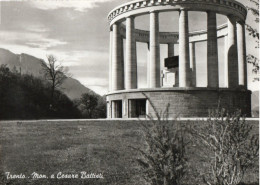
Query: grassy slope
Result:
<box><xmin>0</xmin><ymin>120</ymin><xmax>258</xmax><ymax>185</ymax></box>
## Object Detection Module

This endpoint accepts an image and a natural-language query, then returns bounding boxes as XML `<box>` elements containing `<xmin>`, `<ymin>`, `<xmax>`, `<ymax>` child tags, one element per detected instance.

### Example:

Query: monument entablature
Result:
<box><xmin>106</xmin><ymin>0</ymin><xmax>251</xmax><ymax>119</ymax></box>
<box><xmin>108</xmin><ymin>0</ymin><xmax>247</xmax><ymax>27</ymax></box>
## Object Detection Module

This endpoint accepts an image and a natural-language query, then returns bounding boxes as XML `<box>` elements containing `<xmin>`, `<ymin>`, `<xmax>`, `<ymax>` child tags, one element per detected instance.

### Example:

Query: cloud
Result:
<box><xmin>0</xmin><ymin>30</ymin><xmax>67</xmax><ymax>50</ymax></box>
<box><xmin>26</xmin><ymin>25</ymin><xmax>50</xmax><ymax>33</ymax></box>
<box><xmin>29</xmin><ymin>0</ymin><xmax>117</xmax><ymax>12</ymax></box>
<box><xmin>26</xmin><ymin>39</ymin><xmax>67</xmax><ymax>49</ymax></box>
<box><xmin>47</xmin><ymin>49</ymin><xmax>109</xmax><ymax>66</ymax></box>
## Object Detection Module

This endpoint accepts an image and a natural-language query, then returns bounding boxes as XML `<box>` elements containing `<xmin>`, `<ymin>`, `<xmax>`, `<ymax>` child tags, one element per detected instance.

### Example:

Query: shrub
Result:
<box><xmin>190</xmin><ymin>109</ymin><xmax>259</xmax><ymax>185</ymax></box>
<box><xmin>132</xmin><ymin>95</ymin><xmax>189</xmax><ymax>185</ymax></box>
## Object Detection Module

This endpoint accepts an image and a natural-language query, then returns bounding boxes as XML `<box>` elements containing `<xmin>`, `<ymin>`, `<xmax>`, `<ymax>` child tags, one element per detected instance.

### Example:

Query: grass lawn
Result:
<box><xmin>0</xmin><ymin>120</ymin><xmax>258</xmax><ymax>185</ymax></box>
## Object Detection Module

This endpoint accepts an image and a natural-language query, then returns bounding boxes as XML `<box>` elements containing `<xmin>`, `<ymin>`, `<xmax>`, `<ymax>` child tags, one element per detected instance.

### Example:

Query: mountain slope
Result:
<box><xmin>0</xmin><ymin>48</ymin><xmax>94</xmax><ymax>100</ymax></box>
<box><xmin>0</xmin><ymin>48</ymin><xmax>20</xmax><ymax>68</ymax></box>
<box><xmin>60</xmin><ymin>77</ymin><xmax>94</xmax><ymax>100</ymax></box>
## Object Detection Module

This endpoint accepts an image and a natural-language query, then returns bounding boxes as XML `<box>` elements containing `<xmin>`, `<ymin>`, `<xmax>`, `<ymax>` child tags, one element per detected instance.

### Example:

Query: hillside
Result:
<box><xmin>0</xmin><ymin>48</ymin><xmax>95</xmax><ymax>100</ymax></box>
<box><xmin>61</xmin><ymin>77</ymin><xmax>95</xmax><ymax>100</ymax></box>
<box><xmin>0</xmin><ymin>65</ymin><xmax>81</xmax><ymax>119</ymax></box>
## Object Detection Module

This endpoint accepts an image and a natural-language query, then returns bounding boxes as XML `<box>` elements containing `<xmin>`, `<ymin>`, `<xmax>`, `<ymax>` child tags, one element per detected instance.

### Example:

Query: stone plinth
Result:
<box><xmin>107</xmin><ymin>88</ymin><xmax>251</xmax><ymax>119</ymax></box>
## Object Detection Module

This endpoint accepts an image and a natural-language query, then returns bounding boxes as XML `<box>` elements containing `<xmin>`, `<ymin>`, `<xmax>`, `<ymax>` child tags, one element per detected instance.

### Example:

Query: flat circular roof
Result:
<box><xmin>108</xmin><ymin>0</ymin><xmax>247</xmax><ymax>27</ymax></box>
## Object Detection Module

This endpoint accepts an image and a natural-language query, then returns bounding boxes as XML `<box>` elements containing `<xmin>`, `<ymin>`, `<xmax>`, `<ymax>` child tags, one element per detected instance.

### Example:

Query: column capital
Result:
<box><xmin>179</xmin><ymin>8</ymin><xmax>190</xmax><ymax>12</ymax></box>
<box><xmin>236</xmin><ymin>19</ymin><xmax>245</xmax><ymax>25</ymax></box>
<box><xmin>206</xmin><ymin>10</ymin><xmax>217</xmax><ymax>14</ymax></box>
<box><xmin>149</xmin><ymin>10</ymin><xmax>159</xmax><ymax>13</ymax></box>
<box><xmin>112</xmin><ymin>22</ymin><xmax>119</xmax><ymax>26</ymax></box>
<box><xmin>125</xmin><ymin>15</ymin><xmax>136</xmax><ymax>20</ymax></box>
<box><xmin>227</xmin><ymin>15</ymin><xmax>239</xmax><ymax>23</ymax></box>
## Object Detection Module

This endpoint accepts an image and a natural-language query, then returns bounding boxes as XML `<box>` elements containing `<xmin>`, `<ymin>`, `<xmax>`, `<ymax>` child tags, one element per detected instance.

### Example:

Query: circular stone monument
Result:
<box><xmin>106</xmin><ymin>0</ymin><xmax>251</xmax><ymax>118</ymax></box>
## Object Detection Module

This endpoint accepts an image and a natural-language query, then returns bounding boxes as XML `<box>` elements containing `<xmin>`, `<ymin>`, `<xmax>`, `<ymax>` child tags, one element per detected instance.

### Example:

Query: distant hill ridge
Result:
<box><xmin>0</xmin><ymin>48</ymin><xmax>96</xmax><ymax>100</ymax></box>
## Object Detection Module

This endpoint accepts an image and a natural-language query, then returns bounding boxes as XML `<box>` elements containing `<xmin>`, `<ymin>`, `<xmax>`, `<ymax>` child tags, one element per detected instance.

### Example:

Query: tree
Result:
<box><xmin>246</xmin><ymin>0</ymin><xmax>259</xmax><ymax>81</ymax></box>
<box><xmin>132</xmin><ymin>95</ymin><xmax>188</xmax><ymax>185</ymax></box>
<box><xmin>41</xmin><ymin>55</ymin><xmax>69</xmax><ymax>101</ymax></box>
<box><xmin>190</xmin><ymin>109</ymin><xmax>259</xmax><ymax>185</ymax></box>
<box><xmin>0</xmin><ymin>65</ymin><xmax>80</xmax><ymax>119</ymax></box>
<box><xmin>92</xmin><ymin>96</ymin><xmax>107</xmax><ymax>118</ymax></box>
<box><xmin>80</xmin><ymin>93</ymin><xmax>99</xmax><ymax>118</ymax></box>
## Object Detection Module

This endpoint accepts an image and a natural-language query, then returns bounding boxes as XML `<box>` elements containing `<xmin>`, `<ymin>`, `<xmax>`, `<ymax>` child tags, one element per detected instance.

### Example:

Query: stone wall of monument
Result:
<box><xmin>107</xmin><ymin>89</ymin><xmax>251</xmax><ymax>118</ymax></box>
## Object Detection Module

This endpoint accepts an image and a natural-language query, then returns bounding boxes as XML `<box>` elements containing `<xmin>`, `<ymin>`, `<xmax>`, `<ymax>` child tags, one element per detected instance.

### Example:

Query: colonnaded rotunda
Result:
<box><xmin>106</xmin><ymin>0</ymin><xmax>251</xmax><ymax>119</ymax></box>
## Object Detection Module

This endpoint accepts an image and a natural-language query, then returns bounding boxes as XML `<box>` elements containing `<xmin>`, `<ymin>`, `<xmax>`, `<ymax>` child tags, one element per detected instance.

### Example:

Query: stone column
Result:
<box><xmin>224</xmin><ymin>35</ymin><xmax>228</xmax><ymax>88</ymax></box>
<box><xmin>120</xmin><ymin>37</ymin><xmax>124</xmax><ymax>88</ymax></box>
<box><xmin>190</xmin><ymin>42</ymin><xmax>196</xmax><ymax>87</ymax></box>
<box><xmin>112</xmin><ymin>23</ymin><xmax>124</xmax><ymax>91</ymax></box>
<box><xmin>107</xmin><ymin>101</ymin><xmax>111</xmax><ymax>119</ymax></box>
<box><xmin>227</xmin><ymin>16</ymin><xmax>239</xmax><ymax>88</ymax></box>
<box><xmin>112</xmin><ymin>101</ymin><xmax>115</xmax><ymax>118</ymax></box>
<box><xmin>168</xmin><ymin>43</ymin><xmax>174</xmax><ymax>57</ymax></box>
<box><xmin>237</xmin><ymin>21</ymin><xmax>247</xmax><ymax>88</ymax></box>
<box><xmin>109</xmin><ymin>30</ymin><xmax>113</xmax><ymax>92</ymax></box>
<box><xmin>149</xmin><ymin>11</ymin><xmax>160</xmax><ymax>88</ymax></box>
<box><xmin>125</xmin><ymin>16</ymin><xmax>137</xmax><ymax>90</ymax></box>
<box><xmin>167</xmin><ymin>43</ymin><xmax>175</xmax><ymax>87</ymax></box>
<box><xmin>179</xmin><ymin>9</ymin><xmax>191</xmax><ymax>87</ymax></box>
<box><xmin>207</xmin><ymin>11</ymin><xmax>219</xmax><ymax>88</ymax></box>
<box><xmin>147</xmin><ymin>43</ymin><xmax>150</xmax><ymax>87</ymax></box>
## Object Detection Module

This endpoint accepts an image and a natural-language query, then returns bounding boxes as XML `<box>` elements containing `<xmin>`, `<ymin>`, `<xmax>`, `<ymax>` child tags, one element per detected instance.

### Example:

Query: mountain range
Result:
<box><xmin>0</xmin><ymin>48</ymin><xmax>96</xmax><ymax>100</ymax></box>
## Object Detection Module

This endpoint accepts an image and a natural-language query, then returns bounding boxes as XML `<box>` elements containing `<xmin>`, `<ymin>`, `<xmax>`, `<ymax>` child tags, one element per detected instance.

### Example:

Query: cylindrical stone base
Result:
<box><xmin>107</xmin><ymin>88</ymin><xmax>252</xmax><ymax>118</ymax></box>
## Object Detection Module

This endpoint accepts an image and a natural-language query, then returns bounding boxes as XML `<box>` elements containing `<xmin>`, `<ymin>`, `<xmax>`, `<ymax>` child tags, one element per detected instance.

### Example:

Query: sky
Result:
<box><xmin>0</xmin><ymin>0</ymin><xmax>259</xmax><ymax>95</ymax></box>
